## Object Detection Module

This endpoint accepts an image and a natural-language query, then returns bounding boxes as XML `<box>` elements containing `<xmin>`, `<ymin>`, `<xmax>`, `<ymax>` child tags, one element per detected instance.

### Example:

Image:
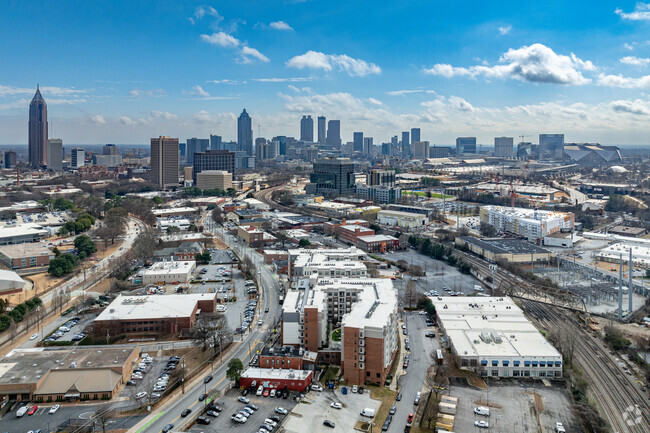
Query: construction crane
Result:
<box><xmin>508</xmin><ymin>157</ymin><xmax>532</xmax><ymax>207</ymax></box>
<box><xmin>518</xmin><ymin>134</ymin><xmax>533</xmax><ymax>143</ymax></box>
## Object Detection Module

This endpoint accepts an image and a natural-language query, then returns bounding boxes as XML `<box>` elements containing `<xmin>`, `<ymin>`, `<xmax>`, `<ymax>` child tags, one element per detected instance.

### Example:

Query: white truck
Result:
<box><xmin>555</xmin><ymin>422</ymin><xmax>566</xmax><ymax>433</ymax></box>
<box><xmin>360</xmin><ymin>408</ymin><xmax>376</xmax><ymax>418</ymax></box>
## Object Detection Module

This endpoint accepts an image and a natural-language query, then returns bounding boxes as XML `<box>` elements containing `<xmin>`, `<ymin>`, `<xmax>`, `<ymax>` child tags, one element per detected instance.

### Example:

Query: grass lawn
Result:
<box><xmin>331</xmin><ymin>328</ymin><xmax>341</xmax><ymax>342</ymax></box>
<box><xmin>403</xmin><ymin>190</ymin><xmax>453</xmax><ymax>199</ymax></box>
<box><xmin>368</xmin><ymin>385</ymin><xmax>397</xmax><ymax>430</ymax></box>
<box><xmin>320</xmin><ymin>366</ymin><xmax>340</xmax><ymax>384</ymax></box>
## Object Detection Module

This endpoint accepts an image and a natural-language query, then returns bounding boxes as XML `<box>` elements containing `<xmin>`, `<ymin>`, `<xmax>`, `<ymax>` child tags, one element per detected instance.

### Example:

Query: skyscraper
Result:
<box><xmin>238</xmin><ymin>109</ymin><xmax>253</xmax><ymax>156</ymax></box>
<box><xmin>300</xmin><ymin>115</ymin><xmax>314</xmax><ymax>142</ymax></box>
<box><xmin>28</xmin><ymin>86</ymin><xmax>48</xmax><ymax>167</ymax></box>
<box><xmin>413</xmin><ymin>141</ymin><xmax>430</xmax><ymax>160</ymax></box>
<box><xmin>151</xmin><ymin>136</ymin><xmax>179</xmax><ymax>189</ymax></box>
<box><xmin>326</xmin><ymin>120</ymin><xmax>341</xmax><ymax>148</ymax></box>
<box><xmin>192</xmin><ymin>150</ymin><xmax>235</xmax><ymax>184</ymax></box>
<box><xmin>187</xmin><ymin>137</ymin><xmax>209</xmax><ymax>163</ymax></box>
<box><xmin>71</xmin><ymin>147</ymin><xmax>85</xmax><ymax>169</ymax></box>
<box><xmin>456</xmin><ymin>137</ymin><xmax>477</xmax><ymax>155</ymax></box>
<box><xmin>210</xmin><ymin>134</ymin><xmax>222</xmax><ymax>150</ymax></box>
<box><xmin>539</xmin><ymin>134</ymin><xmax>564</xmax><ymax>160</ymax></box>
<box><xmin>309</xmin><ymin>158</ymin><xmax>356</xmax><ymax>197</ymax></box>
<box><xmin>363</xmin><ymin>137</ymin><xmax>373</xmax><ymax>154</ymax></box>
<box><xmin>103</xmin><ymin>144</ymin><xmax>119</xmax><ymax>155</ymax></box>
<box><xmin>401</xmin><ymin>131</ymin><xmax>410</xmax><ymax>156</ymax></box>
<box><xmin>273</xmin><ymin>136</ymin><xmax>288</xmax><ymax>156</ymax></box>
<box><xmin>411</xmin><ymin>128</ymin><xmax>421</xmax><ymax>144</ymax></box>
<box><xmin>47</xmin><ymin>139</ymin><xmax>63</xmax><ymax>172</ymax></box>
<box><xmin>353</xmin><ymin>132</ymin><xmax>364</xmax><ymax>152</ymax></box>
<box><xmin>317</xmin><ymin>116</ymin><xmax>326</xmax><ymax>144</ymax></box>
<box><xmin>494</xmin><ymin>137</ymin><xmax>514</xmax><ymax>157</ymax></box>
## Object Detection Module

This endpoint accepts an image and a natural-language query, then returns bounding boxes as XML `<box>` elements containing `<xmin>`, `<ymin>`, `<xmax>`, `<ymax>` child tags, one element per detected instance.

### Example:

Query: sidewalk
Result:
<box><xmin>389</xmin><ymin>318</ymin><xmax>409</xmax><ymax>392</ymax></box>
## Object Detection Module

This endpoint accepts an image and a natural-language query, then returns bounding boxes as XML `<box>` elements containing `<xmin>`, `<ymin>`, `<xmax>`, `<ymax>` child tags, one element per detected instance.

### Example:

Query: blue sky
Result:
<box><xmin>2</xmin><ymin>0</ymin><xmax>650</xmax><ymax>145</ymax></box>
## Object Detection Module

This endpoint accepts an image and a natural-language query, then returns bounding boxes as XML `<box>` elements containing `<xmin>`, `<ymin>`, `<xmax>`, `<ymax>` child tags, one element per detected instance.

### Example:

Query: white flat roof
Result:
<box><xmin>152</xmin><ymin>207</ymin><xmax>198</xmax><ymax>215</ymax></box>
<box><xmin>0</xmin><ymin>270</ymin><xmax>26</xmax><ymax>285</ymax></box>
<box><xmin>378</xmin><ymin>210</ymin><xmax>427</xmax><ymax>218</ymax></box>
<box><xmin>241</xmin><ymin>367</ymin><xmax>312</xmax><ymax>381</ymax></box>
<box><xmin>95</xmin><ymin>293</ymin><xmax>215</xmax><ymax>322</ymax></box>
<box><xmin>0</xmin><ymin>223</ymin><xmax>49</xmax><ymax>240</ymax></box>
<box><xmin>143</xmin><ymin>260</ymin><xmax>195</xmax><ymax>276</ymax></box>
<box><xmin>431</xmin><ymin>296</ymin><xmax>561</xmax><ymax>359</ymax></box>
<box><xmin>357</xmin><ymin>235</ymin><xmax>398</xmax><ymax>243</ymax></box>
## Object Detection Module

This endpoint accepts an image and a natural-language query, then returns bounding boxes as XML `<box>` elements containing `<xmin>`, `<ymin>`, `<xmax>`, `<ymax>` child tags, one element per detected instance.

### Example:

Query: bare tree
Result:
<box><xmin>548</xmin><ymin>326</ymin><xmax>576</xmax><ymax>366</ymax></box>
<box><xmin>211</xmin><ymin>316</ymin><xmax>233</xmax><ymax>363</ymax></box>
<box><xmin>132</xmin><ymin>228</ymin><xmax>159</xmax><ymax>262</ymax></box>
<box><xmin>94</xmin><ymin>404</ymin><xmax>116</xmax><ymax>433</ymax></box>
<box><xmin>190</xmin><ymin>318</ymin><xmax>213</xmax><ymax>351</ymax></box>
<box><xmin>405</xmin><ymin>279</ymin><xmax>417</xmax><ymax>309</ymax></box>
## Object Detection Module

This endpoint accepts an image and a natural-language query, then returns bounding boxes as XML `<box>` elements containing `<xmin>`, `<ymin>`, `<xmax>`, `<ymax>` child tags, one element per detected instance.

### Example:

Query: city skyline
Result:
<box><xmin>3</xmin><ymin>1</ymin><xmax>650</xmax><ymax>145</ymax></box>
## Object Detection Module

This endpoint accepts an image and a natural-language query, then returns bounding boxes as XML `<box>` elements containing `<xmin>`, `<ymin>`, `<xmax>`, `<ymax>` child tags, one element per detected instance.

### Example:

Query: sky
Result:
<box><xmin>2</xmin><ymin>0</ymin><xmax>650</xmax><ymax>145</ymax></box>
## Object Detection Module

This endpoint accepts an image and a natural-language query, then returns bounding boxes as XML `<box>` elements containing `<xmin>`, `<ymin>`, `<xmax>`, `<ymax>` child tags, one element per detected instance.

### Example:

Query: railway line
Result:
<box><xmin>521</xmin><ymin>299</ymin><xmax>650</xmax><ymax>433</ymax></box>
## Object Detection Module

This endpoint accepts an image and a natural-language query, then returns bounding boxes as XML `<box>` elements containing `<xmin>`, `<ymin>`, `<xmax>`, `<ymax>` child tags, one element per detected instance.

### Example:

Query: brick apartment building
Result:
<box><xmin>356</xmin><ymin>235</ymin><xmax>400</xmax><ymax>253</ymax></box>
<box><xmin>323</xmin><ymin>219</ymin><xmax>369</xmax><ymax>236</ymax></box>
<box><xmin>337</xmin><ymin>225</ymin><xmax>375</xmax><ymax>245</ymax></box>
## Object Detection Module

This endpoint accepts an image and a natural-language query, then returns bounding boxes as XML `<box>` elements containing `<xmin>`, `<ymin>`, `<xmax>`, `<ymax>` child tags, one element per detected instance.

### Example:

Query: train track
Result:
<box><xmin>521</xmin><ymin>299</ymin><xmax>650</xmax><ymax>433</ymax></box>
<box><xmin>254</xmin><ymin>186</ymin><xmax>332</xmax><ymax>219</ymax></box>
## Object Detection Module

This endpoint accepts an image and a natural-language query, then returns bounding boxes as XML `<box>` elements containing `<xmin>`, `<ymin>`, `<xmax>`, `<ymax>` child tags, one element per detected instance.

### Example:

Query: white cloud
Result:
<box><xmin>624</xmin><ymin>42</ymin><xmax>636</xmax><ymax>50</ymax></box>
<box><xmin>239</xmin><ymin>46</ymin><xmax>270</xmax><ymax>63</ymax></box>
<box><xmin>387</xmin><ymin>89</ymin><xmax>437</xmax><ymax>96</ymax></box>
<box><xmin>129</xmin><ymin>88</ymin><xmax>166</xmax><ymax>98</ymax></box>
<box><xmin>286</xmin><ymin>51</ymin><xmax>381</xmax><ymax>77</ymax></box>
<box><xmin>424</xmin><ymin>43</ymin><xmax>593</xmax><ymax>85</ymax></box>
<box><xmin>620</xmin><ymin>56</ymin><xmax>650</xmax><ymax>66</ymax></box>
<box><xmin>597</xmin><ymin>73</ymin><xmax>650</xmax><ymax>88</ymax></box>
<box><xmin>288</xmin><ymin>85</ymin><xmax>300</xmax><ymax>92</ymax></box>
<box><xmin>89</xmin><ymin>115</ymin><xmax>106</xmax><ymax>125</ymax></box>
<box><xmin>189</xmin><ymin>85</ymin><xmax>210</xmax><ymax>97</ymax></box>
<box><xmin>151</xmin><ymin>110</ymin><xmax>178</xmax><ymax>120</ymax></box>
<box><xmin>252</xmin><ymin>77</ymin><xmax>313</xmax><ymax>83</ymax></box>
<box><xmin>183</xmin><ymin>85</ymin><xmax>237</xmax><ymax>100</ymax></box>
<box><xmin>498</xmin><ymin>25</ymin><xmax>512</xmax><ymax>35</ymax></box>
<box><xmin>615</xmin><ymin>3</ymin><xmax>650</xmax><ymax>21</ymax></box>
<box><xmin>206</xmin><ymin>79</ymin><xmax>246</xmax><ymax>85</ymax></box>
<box><xmin>120</xmin><ymin>116</ymin><xmax>137</xmax><ymax>126</ymax></box>
<box><xmin>200</xmin><ymin>32</ymin><xmax>240</xmax><ymax>48</ymax></box>
<box><xmin>269</xmin><ymin>21</ymin><xmax>293</xmax><ymax>31</ymax></box>
<box><xmin>0</xmin><ymin>85</ymin><xmax>87</xmax><ymax>97</ymax></box>
<box><xmin>368</xmin><ymin>97</ymin><xmax>383</xmax><ymax>106</ymax></box>
<box><xmin>610</xmin><ymin>99</ymin><xmax>650</xmax><ymax>115</ymax></box>
<box><xmin>195</xmin><ymin>6</ymin><xmax>221</xmax><ymax>20</ymax></box>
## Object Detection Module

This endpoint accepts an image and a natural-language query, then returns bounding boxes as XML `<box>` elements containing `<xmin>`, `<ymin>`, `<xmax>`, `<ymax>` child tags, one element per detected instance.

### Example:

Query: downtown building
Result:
<box><xmin>238</xmin><ymin>109</ymin><xmax>253</xmax><ymax>155</ymax></box>
<box><xmin>150</xmin><ymin>136</ymin><xmax>179</xmax><ymax>189</ymax></box>
<box><xmin>192</xmin><ymin>150</ymin><xmax>235</xmax><ymax>185</ymax></box>
<box><xmin>307</xmin><ymin>158</ymin><xmax>356</xmax><ymax>197</ymax></box>
<box><xmin>28</xmin><ymin>87</ymin><xmax>48</xmax><ymax>168</ymax></box>
<box><xmin>494</xmin><ymin>137</ymin><xmax>514</xmax><ymax>158</ymax></box>
<box><xmin>46</xmin><ymin>139</ymin><xmax>63</xmax><ymax>172</ymax></box>
<box><xmin>456</xmin><ymin>137</ymin><xmax>477</xmax><ymax>155</ymax></box>
<box><xmin>479</xmin><ymin>205</ymin><xmax>574</xmax><ymax>243</ymax></box>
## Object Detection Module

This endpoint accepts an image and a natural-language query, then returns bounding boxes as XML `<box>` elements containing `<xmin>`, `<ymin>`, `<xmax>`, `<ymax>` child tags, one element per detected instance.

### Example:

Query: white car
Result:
<box><xmin>352</xmin><ymin>385</ymin><xmax>358</xmax><ymax>393</ymax></box>
<box><xmin>311</xmin><ymin>384</ymin><xmax>323</xmax><ymax>392</ymax></box>
<box><xmin>274</xmin><ymin>407</ymin><xmax>288</xmax><ymax>415</ymax></box>
<box><xmin>136</xmin><ymin>392</ymin><xmax>147</xmax><ymax>399</ymax></box>
<box><xmin>49</xmin><ymin>404</ymin><xmax>60</xmax><ymax>414</ymax></box>
<box><xmin>330</xmin><ymin>402</ymin><xmax>342</xmax><ymax>409</ymax></box>
<box><xmin>30</xmin><ymin>333</ymin><xmax>38</xmax><ymax>340</ymax></box>
<box><xmin>475</xmin><ymin>420</ymin><xmax>489</xmax><ymax>428</ymax></box>
<box><xmin>231</xmin><ymin>414</ymin><xmax>247</xmax><ymax>423</ymax></box>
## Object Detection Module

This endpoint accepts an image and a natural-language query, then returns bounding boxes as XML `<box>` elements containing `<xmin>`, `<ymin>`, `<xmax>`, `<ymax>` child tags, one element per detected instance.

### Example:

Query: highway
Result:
<box><xmin>130</xmin><ymin>212</ymin><xmax>281</xmax><ymax>433</ymax></box>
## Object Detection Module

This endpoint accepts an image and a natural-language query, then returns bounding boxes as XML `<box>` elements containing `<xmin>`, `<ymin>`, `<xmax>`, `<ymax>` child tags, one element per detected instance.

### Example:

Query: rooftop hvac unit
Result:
<box><xmin>479</xmin><ymin>332</ymin><xmax>492</xmax><ymax>343</ymax></box>
<box><xmin>490</xmin><ymin>332</ymin><xmax>502</xmax><ymax>344</ymax></box>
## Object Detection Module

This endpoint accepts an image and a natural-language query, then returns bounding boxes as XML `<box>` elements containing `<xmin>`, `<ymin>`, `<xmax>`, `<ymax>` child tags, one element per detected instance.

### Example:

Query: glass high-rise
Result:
<box><xmin>353</xmin><ymin>132</ymin><xmax>364</xmax><ymax>152</ymax></box>
<box><xmin>238</xmin><ymin>109</ymin><xmax>253</xmax><ymax>155</ymax></box>
<box><xmin>310</xmin><ymin>158</ymin><xmax>356</xmax><ymax>197</ymax></box>
<box><xmin>326</xmin><ymin>120</ymin><xmax>341</xmax><ymax>148</ymax></box>
<box><xmin>300</xmin><ymin>115</ymin><xmax>314</xmax><ymax>142</ymax></box>
<box><xmin>192</xmin><ymin>150</ymin><xmax>235</xmax><ymax>185</ymax></box>
<box><xmin>28</xmin><ymin>86</ymin><xmax>48</xmax><ymax>167</ymax></box>
<box><xmin>317</xmin><ymin>116</ymin><xmax>326</xmax><ymax>144</ymax></box>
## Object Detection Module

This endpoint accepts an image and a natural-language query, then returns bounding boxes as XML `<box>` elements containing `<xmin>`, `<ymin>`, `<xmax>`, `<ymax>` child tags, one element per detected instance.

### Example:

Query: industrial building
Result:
<box><xmin>337</xmin><ymin>225</ymin><xmax>375</xmax><ymax>245</ymax></box>
<box><xmin>377</xmin><ymin>209</ymin><xmax>428</xmax><ymax>228</ymax></box>
<box><xmin>0</xmin><ymin>345</ymin><xmax>139</xmax><ymax>402</ymax></box>
<box><xmin>596</xmin><ymin>242</ymin><xmax>650</xmax><ymax>269</ymax></box>
<box><xmin>152</xmin><ymin>207</ymin><xmax>199</xmax><ymax>218</ymax></box>
<box><xmin>480</xmin><ymin>206</ymin><xmax>574</xmax><ymax>243</ymax></box>
<box><xmin>239</xmin><ymin>367</ymin><xmax>313</xmax><ymax>392</ymax></box>
<box><xmin>455</xmin><ymin>237</ymin><xmax>554</xmax><ymax>263</ymax></box>
<box><xmin>431</xmin><ymin>296</ymin><xmax>562</xmax><ymax>378</ymax></box>
<box><xmin>0</xmin><ymin>244</ymin><xmax>55</xmax><ymax>269</ymax></box>
<box><xmin>0</xmin><ymin>270</ymin><xmax>26</xmax><ymax>295</ymax></box>
<box><xmin>93</xmin><ymin>293</ymin><xmax>217</xmax><ymax>337</ymax></box>
<box><xmin>356</xmin><ymin>234</ymin><xmax>400</xmax><ymax>253</ymax></box>
<box><xmin>281</xmin><ymin>277</ymin><xmax>398</xmax><ymax>385</ymax></box>
<box><xmin>0</xmin><ymin>223</ymin><xmax>50</xmax><ymax>245</ymax></box>
<box><xmin>141</xmin><ymin>260</ymin><xmax>196</xmax><ymax>284</ymax></box>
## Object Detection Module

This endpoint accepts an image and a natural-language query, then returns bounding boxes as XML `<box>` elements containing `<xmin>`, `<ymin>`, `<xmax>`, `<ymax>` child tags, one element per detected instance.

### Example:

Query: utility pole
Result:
<box><xmin>181</xmin><ymin>359</ymin><xmax>186</xmax><ymax>394</ymax></box>
<box><xmin>489</xmin><ymin>264</ymin><xmax>498</xmax><ymax>294</ymax></box>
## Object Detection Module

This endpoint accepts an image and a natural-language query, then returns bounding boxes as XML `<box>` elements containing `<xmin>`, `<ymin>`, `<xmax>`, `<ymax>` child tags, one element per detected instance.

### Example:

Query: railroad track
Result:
<box><xmin>521</xmin><ymin>299</ymin><xmax>650</xmax><ymax>433</ymax></box>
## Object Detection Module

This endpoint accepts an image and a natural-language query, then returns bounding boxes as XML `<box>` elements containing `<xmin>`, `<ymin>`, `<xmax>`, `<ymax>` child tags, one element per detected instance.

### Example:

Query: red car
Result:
<box><xmin>263</xmin><ymin>388</ymin><xmax>270</xmax><ymax>397</ymax></box>
<box><xmin>28</xmin><ymin>405</ymin><xmax>38</xmax><ymax>415</ymax></box>
<box><xmin>407</xmin><ymin>413</ymin><xmax>414</xmax><ymax>423</ymax></box>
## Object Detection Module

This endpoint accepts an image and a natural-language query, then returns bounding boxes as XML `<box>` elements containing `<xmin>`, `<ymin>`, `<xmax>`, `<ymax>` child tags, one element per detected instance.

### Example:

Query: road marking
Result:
<box><xmin>136</xmin><ymin>411</ymin><xmax>165</xmax><ymax>433</ymax></box>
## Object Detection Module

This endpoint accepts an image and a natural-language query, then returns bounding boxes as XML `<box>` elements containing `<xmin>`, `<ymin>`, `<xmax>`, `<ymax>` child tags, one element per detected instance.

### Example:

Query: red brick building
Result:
<box><xmin>338</xmin><ymin>225</ymin><xmax>375</xmax><ymax>245</ymax></box>
<box><xmin>239</xmin><ymin>367</ymin><xmax>313</xmax><ymax>392</ymax></box>
<box><xmin>356</xmin><ymin>235</ymin><xmax>400</xmax><ymax>253</ymax></box>
<box><xmin>323</xmin><ymin>219</ymin><xmax>369</xmax><ymax>236</ymax></box>
<box><xmin>263</xmin><ymin>250</ymin><xmax>288</xmax><ymax>264</ymax></box>
<box><xmin>258</xmin><ymin>346</ymin><xmax>317</xmax><ymax>370</ymax></box>
<box><xmin>0</xmin><ymin>244</ymin><xmax>54</xmax><ymax>269</ymax></box>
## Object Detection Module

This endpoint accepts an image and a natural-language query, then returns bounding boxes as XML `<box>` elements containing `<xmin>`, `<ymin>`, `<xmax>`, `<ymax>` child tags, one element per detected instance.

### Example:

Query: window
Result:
<box><xmin>539</xmin><ymin>371</ymin><xmax>546</xmax><ymax>377</ymax></box>
<box><xmin>491</xmin><ymin>360</ymin><xmax>498</xmax><ymax>366</ymax></box>
<box><xmin>513</xmin><ymin>360</ymin><xmax>520</xmax><ymax>366</ymax></box>
<box><xmin>524</xmin><ymin>370</ymin><xmax>530</xmax><ymax>377</ymax></box>
<box><xmin>491</xmin><ymin>370</ymin><xmax>498</xmax><ymax>376</ymax></box>
<box><xmin>481</xmin><ymin>360</ymin><xmax>488</xmax><ymax>366</ymax></box>
<box><xmin>502</xmin><ymin>360</ymin><xmax>509</xmax><ymax>366</ymax></box>
<box><xmin>513</xmin><ymin>370</ymin><xmax>520</xmax><ymax>377</ymax></box>
<box><xmin>366</xmin><ymin>372</ymin><xmax>370</xmax><ymax>377</ymax></box>
<box><xmin>376</xmin><ymin>373</ymin><xmax>380</xmax><ymax>378</ymax></box>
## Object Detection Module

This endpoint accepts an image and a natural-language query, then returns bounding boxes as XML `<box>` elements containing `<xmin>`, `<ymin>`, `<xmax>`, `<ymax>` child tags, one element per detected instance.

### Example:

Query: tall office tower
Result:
<box><xmin>300</xmin><ymin>115</ymin><xmax>314</xmax><ymax>142</ymax></box>
<box><xmin>46</xmin><ymin>139</ymin><xmax>63</xmax><ymax>172</ymax></box>
<box><xmin>381</xmin><ymin>142</ymin><xmax>392</xmax><ymax>156</ymax></box>
<box><xmin>411</xmin><ymin>128</ymin><xmax>421</xmax><ymax>144</ymax></box>
<box><xmin>238</xmin><ymin>109</ymin><xmax>253</xmax><ymax>155</ymax></box>
<box><xmin>150</xmin><ymin>136</ymin><xmax>180</xmax><ymax>189</ymax></box>
<box><xmin>210</xmin><ymin>134</ymin><xmax>222</xmax><ymax>150</ymax></box>
<box><xmin>179</xmin><ymin>142</ymin><xmax>186</xmax><ymax>159</ymax></box>
<box><xmin>413</xmin><ymin>141</ymin><xmax>430</xmax><ymax>160</ymax></box>
<box><xmin>70</xmin><ymin>147</ymin><xmax>85</xmax><ymax>169</ymax></box>
<box><xmin>363</xmin><ymin>137</ymin><xmax>373</xmax><ymax>154</ymax></box>
<box><xmin>326</xmin><ymin>120</ymin><xmax>341</xmax><ymax>148</ymax></box>
<box><xmin>309</xmin><ymin>158</ymin><xmax>356</xmax><ymax>196</ymax></box>
<box><xmin>539</xmin><ymin>134</ymin><xmax>564</xmax><ymax>160</ymax></box>
<box><xmin>192</xmin><ymin>150</ymin><xmax>235</xmax><ymax>184</ymax></box>
<box><xmin>367</xmin><ymin>169</ymin><xmax>396</xmax><ymax>187</ymax></box>
<box><xmin>186</xmin><ymin>138</ymin><xmax>208</xmax><ymax>163</ymax></box>
<box><xmin>28</xmin><ymin>86</ymin><xmax>48</xmax><ymax>167</ymax></box>
<box><xmin>353</xmin><ymin>132</ymin><xmax>364</xmax><ymax>152</ymax></box>
<box><xmin>317</xmin><ymin>116</ymin><xmax>326</xmax><ymax>144</ymax></box>
<box><xmin>273</xmin><ymin>136</ymin><xmax>288</xmax><ymax>156</ymax></box>
<box><xmin>270</xmin><ymin>139</ymin><xmax>280</xmax><ymax>159</ymax></box>
<box><xmin>4</xmin><ymin>151</ymin><xmax>16</xmax><ymax>168</ymax></box>
<box><xmin>255</xmin><ymin>138</ymin><xmax>269</xmax><ymax>160</ymax></box>
<box><xmin>103</xmin><ymin>144</ymin><xmax>119</xmax><ymax>155</ymax></box>
<box><xmin>494</xmin><ymin>137</ymin><xmax>514</xmax><ymax>157</ymax></box>
<box><xmin>456</xmin><ymin>137</ymin><xmax>477</xmax><ymax>155</ymax></box>
<box><xmin>401</xmin><ymin>131</ymin><xmax>410</xmax><ymax>156</ymax></box>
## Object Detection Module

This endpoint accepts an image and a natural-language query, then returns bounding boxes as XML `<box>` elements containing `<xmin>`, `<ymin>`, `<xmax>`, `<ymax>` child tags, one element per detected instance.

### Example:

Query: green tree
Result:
<box><xmin>74</xmin><ymin>235</ymin><xmax>97</xmax><ymax>258</ymax></box>
<box><xmin>152</xmin><ymin>196</ymin><xmax>163</xmax><ymax>205</ymax></box>
<box><xmin>299</xmin><ymin>238</ymin><xmax>311</xmax><ymax>247</ymax></box>
<box><xmin>226</xmin><ymin>358</ymin><xmax>244</xmax><ymax>383</ymax></box>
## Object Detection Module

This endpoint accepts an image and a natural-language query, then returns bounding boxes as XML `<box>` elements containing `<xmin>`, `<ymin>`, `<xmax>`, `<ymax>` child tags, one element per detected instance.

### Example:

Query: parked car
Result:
<box><xmin>475</xmin><ymin>420</ymin><xmax>489</xmax><ymax>428</ymax></box>
<box><xmin>196</xmin><ymin>416</ymin><xmax>210</xmax><ymax>425</ymax></box>
<box><xmin>275</xmin><ymin>407</ymin><xmax>288</xmax><ymax>415</ymax></box>
<box><xmin>311</xmin><ymin>384</ymin><xmax>323</xmax><ymax>392</ymax></box>
<box><xmin>136</xmin><ymin>392</ymin><xmax>147</xmax><ymax>399</ymax></box>
<box><xmin>331</xmin><ymin>402</ymin><xmax>342</xmax><ymax>409</ymax></box>
<box><xmin>414</xmin><ymin>392</ymin><xmax>421</xmax><ymax>405</ymax></box>
<box><xmin>28</xmin><ymin>405</ymin><xmax>39</xmax><ymax>415</ymax></box>
<box><xmin>238</xmin><ymin>396</ymin><xmax>250</xmax><ymax>404</ymax></box>
<box><xmin>323</xmin><ymin>420</ymin><xmax>335</xmax><ymax>428</ymax></box>
<box><xmin>49</xmin><ymin>404</ymin><xmax>60</xmax><ymax>414</ymax></box>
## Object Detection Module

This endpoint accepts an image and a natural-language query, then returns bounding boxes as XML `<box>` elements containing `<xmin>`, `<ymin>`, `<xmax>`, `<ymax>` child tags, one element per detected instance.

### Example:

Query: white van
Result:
<box><xmin>474</xmin><ymin>285</ymin><xmax>483</xmax><ymax>292</ymax></box>
<box><xmin>474</xmin><ymin>406</ymin><xmax>490</xmax><ymax>416</ymax></box>
<box><xmin>360</xmin><ymin>408</ymin><xmax>376</xmax><ymax>418</ymax></box>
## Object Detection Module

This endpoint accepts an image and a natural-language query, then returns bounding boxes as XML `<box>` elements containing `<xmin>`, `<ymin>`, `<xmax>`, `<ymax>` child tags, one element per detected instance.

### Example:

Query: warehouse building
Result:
<box><xmin>356</xmin><ymin>234</ymin><xmax>400</xmax><ymax>253</ymax></box>
<box><xmin>0</xmin><ymin>270</ymin><xmax>26</xmax><ymax>295</ymax></box>
<box><xmin>0</xmin><ymin>223</ymin><xmax>50</xmax><ymax>245</ymax></box>
<box><xmin>142</xmin><ymin>260</ymin><xmax>195</xmax><ymax>284</ymax></box>
<box><xmin>480</xmin><ymin>206</ymin><xmax>574</xmax><ymax>243</ymax></box>
<box><xmin>596</xmin><ymin>243</ymin><xmax>650</xmax><ymax>269</ymax></box>
<box><xmin>377</xmin><ymin>209</ymin><xmax>427</xmax><ymax>228</ymax></box>
<box><xmin>337</xmin><ymin>225</ymin><xmax>375</xmax><ymax>244</ymax></box>
<box><xmin>93</xmin><ymin>293</ymin><xmax>218</xmax><ymax>337</ymax></box>
<box><xmin>152</xmin><ymin>207</ymin><xmax>200</xmax><ymax>218</ymax></box>
<box><xmin>431</xmin><ymin>296</ymin><xmax>562</xmax><ymax>378</ymax></box>
<box><xmin>0</xmin><ymin>244</ymin><xmax>55</xmax><ymax>269</ymax></box>
<box><xmin>0</xmin><ymin>345</ymin><xmax>139</xmax><ymax>402</ymax></box>
<box><xmin>455</xmin><ymin>237</ymin><xmax>554</xmax><ymax>263</ymax></box>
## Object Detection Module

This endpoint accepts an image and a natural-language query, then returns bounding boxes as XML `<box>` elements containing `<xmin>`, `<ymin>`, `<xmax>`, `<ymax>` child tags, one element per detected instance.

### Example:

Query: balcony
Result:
<box><xmin>359</xmin><ymin>354</ymin><xmax>365</xmax><ymax>362</ymax></box>
<box><xmin>359</xmin><ymin>347</ymin><xmax>365</xmax><ymax>354</ymax></box>
<box><xmin>359</xmin><ymin>339</ymin><xmax>365</xmax><ymax>347</ymax></box>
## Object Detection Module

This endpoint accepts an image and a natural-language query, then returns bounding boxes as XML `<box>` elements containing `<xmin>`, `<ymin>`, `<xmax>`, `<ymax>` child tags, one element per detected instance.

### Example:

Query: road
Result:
<box><xmin>388</xmin><ymin>313</ymin><xmax>438</xmax><ymax>433</ymax></box>
<box><xmin>131</xmin><ymin>213</ymin><xmax>282</xmax><ymax>433</ymax></box>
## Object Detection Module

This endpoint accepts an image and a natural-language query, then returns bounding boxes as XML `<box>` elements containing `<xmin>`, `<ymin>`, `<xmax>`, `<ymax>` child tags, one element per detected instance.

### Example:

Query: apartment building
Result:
<box><xmin>479</xmin><ymin>206</ymin><xmax>574</xmax><ymax>243</ymax></box>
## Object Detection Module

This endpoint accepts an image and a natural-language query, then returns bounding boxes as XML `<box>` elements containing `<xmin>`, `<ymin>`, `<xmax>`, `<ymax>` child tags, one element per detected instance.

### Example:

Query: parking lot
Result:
<box><xmin>186</xmin><ymin>387</ymin><xmax>298</xmax><ymax>433</ymax></box>
<box><xmin>448</xmin><ymin>381</ymin><xmax>578</xmax><ymax>433</ymax></box>
<box><xmin>118</xmin><ymin>353</ymin><xmax>181</xmax><ymax>406</ymax></box>
<box><xmin>283</xmin><ymin>388</ymin><xmax>381</xmax><ymax>433</ymax></box>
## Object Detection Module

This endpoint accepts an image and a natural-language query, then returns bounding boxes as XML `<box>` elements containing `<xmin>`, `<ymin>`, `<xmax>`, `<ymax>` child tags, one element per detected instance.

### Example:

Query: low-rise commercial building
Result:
<box><xmin>0</xmin><ymin>270</ymin><xmax>26</xmax><ymax>295</ymax></box>
<box><xmin>480</xmin><ymin>206</ymin><xmax>574</xmax><ymax>243</ymax></box>
<box><xmin>356</xmin><ymin>235</ymin><xmax>400</xmax><ymax>253</ymax></box>
<box><xmin>0</xmin><ymin>223</ymin><xmax>49</xmax><ymax>245</ymax></box>
<box><xmin>152</xmin><ymin>207</ymin><xmax>200</xmax><ymax>218</ymax></box>
<box><xmin>323</xmin><ymin>219</ymin><xmax>369</xmax><ymax>236</ymax></box>
<box><xmin>237</xmin><ymin>226</ymin><xmax>276</xmax><ymax>246</ymax></box>
<box><xmin>258</xmin><ymin>346</ymin><xmax>317</xmax><ymax>370</ymax></box>
<box><xmin>292</xmin><ymin>252</ymin><xmax>367</xmax><ymax>280</ymax></box>
<box><xmin>377</xmin><ymin>209</ymin><xmax>427</xmax><ymax>228</ymax></box>
<box><xmin>142</xmin><ymin>260</ymin><xmax>196</xmax><ymax>284</ymax></box>
<box><xmin>431</xmin><ymin>296</ymin><xmax>562</xmax><ymax>378</ymax></box>
<box><xmin>239</xmin><ymin>367</ymin><xmax>313</xmax><ymax>392</ymax></box>
<box><xmin>337</xmin><ymin>225</ymin><xmax>375</xmax><ymax>245</ymax></box>
<box><xmin>0</xmin><ymin>345</ymin><xmax>139</xmax><ymax>402</ymax></box>
<box><xmin>196</xmin><ymin>170</ymin><xmax>232</xmax><ymax>190</ymax></box>
<box><xmin>0</xmin><ymin>244</ymin><xmax>55</xmax><ymax>269</ymax></box>
<box><xmin>455</xmin><ymin>237</ymin><xmax>555</xmax><ymax>263</ymax></box>
<box><xmin>93</xmin><ymin>293</ymin><xmax>217</xmax><ymax>337</ymax></box>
